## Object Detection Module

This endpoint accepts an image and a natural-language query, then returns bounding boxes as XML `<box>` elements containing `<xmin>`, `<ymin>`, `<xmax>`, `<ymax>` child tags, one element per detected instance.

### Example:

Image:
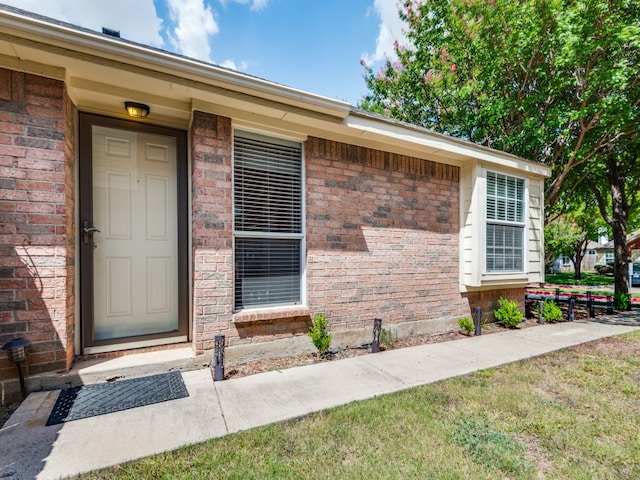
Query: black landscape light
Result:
<box><xmin>371</xmin><ymin>318</ymin><xmax>382</xmax><ymax>353</ymax></box>
<box><xmin>538</xmin><ymin>300</ymin><xmax>545</xmax><ymax>325</ymax></box>
<box><xmin>473</xmin><ymin>306</ymin><xmax>482</xmax><ymax>336</ymax></box>
<box><xmin>213</xmin><ymin>335</ymin><xmax>225</xmax><ymax>381</ymax></box>
<box><xmin>2</xmin><ymin>337</ymin><xmax>31</xmax><ymax>398</ymax></box>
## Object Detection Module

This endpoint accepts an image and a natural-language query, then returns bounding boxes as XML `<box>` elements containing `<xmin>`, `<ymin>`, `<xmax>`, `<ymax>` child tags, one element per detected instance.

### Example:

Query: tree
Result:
<box><xmin>544</xmin><ymin>193</ymin><xmax>604</xmax><ymax>280</ymax></box>
<box><xmin>361</xmin><ymin>0</ymin><xmax>639</xmax><ymax>295</ymax></box>
<box><xmin>586</xmin><ymin>147</ymin><xmax>640</xmax><ymax>293</ymax></box>
<box><xmin>361</xmin><ymin>0</ymin><xmax>639</xmax><ymax>209</ymax></box>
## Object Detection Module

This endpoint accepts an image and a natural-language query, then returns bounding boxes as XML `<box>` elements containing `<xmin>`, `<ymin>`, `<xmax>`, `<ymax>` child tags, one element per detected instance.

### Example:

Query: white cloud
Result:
<box><xmin>220</xmin><ymin>0</ymin><xmax>268</xmax><ymax>12</ymax></box>
<box><xmin>220</xmin><ymin>59</ymin><xmax>249</xmax><ymax>71</ymax></box>
<box><xmin>1</xmin><ymin>0</ymin><xmax>164</xmax><ymax>47</ymax></box>
<box><xmin>362</xmin><ymin>0</ymin><xmax>407</xmax><ymax>67</ymax></box>
<box><xmin>166</xmin><ymin>0</ymin><xmax>218</xmax><ymax>61</ymax></box>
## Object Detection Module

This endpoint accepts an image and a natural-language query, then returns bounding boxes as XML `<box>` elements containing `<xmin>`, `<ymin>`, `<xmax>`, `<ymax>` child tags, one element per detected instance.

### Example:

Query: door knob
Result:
<box><xmin>82</xmin><ymin>221</ymin><xmax>100</xmax><ymax>245</ymax></box>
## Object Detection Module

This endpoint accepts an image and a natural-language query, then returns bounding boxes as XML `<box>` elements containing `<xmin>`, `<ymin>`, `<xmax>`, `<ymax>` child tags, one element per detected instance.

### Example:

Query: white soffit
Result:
<box><xmin>346</xmin><ymin>113</ymin><xmax>551</xmax><ymax>177</ymax></box>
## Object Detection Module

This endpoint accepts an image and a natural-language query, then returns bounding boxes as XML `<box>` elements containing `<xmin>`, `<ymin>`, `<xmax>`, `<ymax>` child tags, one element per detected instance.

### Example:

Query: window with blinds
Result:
<box><xmin>486</xmin><ymin>172</ymin><xmax>525</xmax><ymax>272</ymax></box>
<box><xmin>233</xmin><ymin>131</ymin><xmax>303</xmax><ymax>309</ymax></box>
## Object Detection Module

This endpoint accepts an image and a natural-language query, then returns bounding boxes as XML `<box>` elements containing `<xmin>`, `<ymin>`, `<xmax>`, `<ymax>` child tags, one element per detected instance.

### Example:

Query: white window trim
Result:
<box><xmin>231</xmin><ymin>127</ymin><xmax>306</xmax><ymax>312</ymax></box>
<box><xmin>482</xmin><ymin>169</ymin><xmax>528</xmax><ymax>278</ymax></box>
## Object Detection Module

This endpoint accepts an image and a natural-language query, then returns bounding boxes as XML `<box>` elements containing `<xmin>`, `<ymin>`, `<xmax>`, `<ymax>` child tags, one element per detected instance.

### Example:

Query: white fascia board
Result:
<box><xmin>345</xmin><ymin>112</ymin><xmax>551</xmax><ymax>178</ymax></box>
<box><xmin>0</xmin><ymin>7</ymin><xmax>351</xmax><ymax>119</ymax></box>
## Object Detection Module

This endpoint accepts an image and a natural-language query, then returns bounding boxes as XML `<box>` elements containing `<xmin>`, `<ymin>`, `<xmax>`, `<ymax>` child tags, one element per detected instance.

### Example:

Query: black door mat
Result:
<box><xmin>46</xmin><ymin>371</ymin><xmax>189</xmax><ymax>426</ymax></box>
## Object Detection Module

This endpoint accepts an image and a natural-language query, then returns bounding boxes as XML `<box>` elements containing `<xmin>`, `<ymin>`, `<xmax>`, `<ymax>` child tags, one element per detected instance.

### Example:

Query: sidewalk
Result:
<box><xmin>2</xmin><ymin>317</ymin><xmax>639</xmax><ymax>480</ymax></box>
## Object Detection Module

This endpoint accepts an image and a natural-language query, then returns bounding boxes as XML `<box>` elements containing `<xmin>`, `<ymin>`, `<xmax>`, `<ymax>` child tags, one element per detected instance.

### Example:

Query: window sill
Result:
<box><xmin>480</xmin><ymin>272</ymin><xmax>529</xmax><ymax>286</ymax></box>
<box><xmin>233</xmin><ymin>306</ymin><xmax>311</xmax><ymax>324</ymax></box>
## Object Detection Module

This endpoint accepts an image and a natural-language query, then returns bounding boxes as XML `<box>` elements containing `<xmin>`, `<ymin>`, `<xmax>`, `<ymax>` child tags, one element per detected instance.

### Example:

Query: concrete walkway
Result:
<box><xmin>2</xmin><ymin>317</ymin><xmax>639</xmax><ymax>480</ymax></box>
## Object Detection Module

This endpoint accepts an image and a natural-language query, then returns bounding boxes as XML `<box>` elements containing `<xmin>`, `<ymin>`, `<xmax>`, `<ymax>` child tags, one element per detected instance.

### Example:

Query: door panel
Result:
<box><xmin>79</xmin><ymin>114</ymin><xmax>187</xmax><ymax>351</ymax></box>
<box><xmin>91</xmin><ymin>126</ymin><xmax>178</xmax><ymax>341</ymax></box>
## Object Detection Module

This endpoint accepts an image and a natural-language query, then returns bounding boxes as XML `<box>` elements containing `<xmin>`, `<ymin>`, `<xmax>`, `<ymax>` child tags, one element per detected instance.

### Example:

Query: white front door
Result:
<box><xmin>80</xmin><ymin>115</ymin><xmax>187</xmax><ymax>351</ymax></box>
<box><xmin>91</xmin><ymin>126</ymin><xmax>179</xmax><ymax>340</ymax></box>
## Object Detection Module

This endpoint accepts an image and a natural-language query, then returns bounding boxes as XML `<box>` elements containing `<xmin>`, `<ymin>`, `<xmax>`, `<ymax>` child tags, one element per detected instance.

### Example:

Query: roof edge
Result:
<box><xmin>0</xmin><ymin>5</ymin><xmax>351</xmax><ymax>119</ymax></box>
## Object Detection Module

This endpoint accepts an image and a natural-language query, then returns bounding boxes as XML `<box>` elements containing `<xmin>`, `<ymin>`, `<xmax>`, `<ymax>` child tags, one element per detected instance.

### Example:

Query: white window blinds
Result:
<box><xmin>234</xmin><ymin>132</ymin><xmax>302</xmax><ymax>234</ymax></box>
<box><xmin>486</xmin><ymin>172</ymin><xmax>524</xmax><ymax>223</ymax></box>
<box><xmin>486</xmin><ymin>172</ymin><xmax>525</xmax><ymax>273</ymax></box>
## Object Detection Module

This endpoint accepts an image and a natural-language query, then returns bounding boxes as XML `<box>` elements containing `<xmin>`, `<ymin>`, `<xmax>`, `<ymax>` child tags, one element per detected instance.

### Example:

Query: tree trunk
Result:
<box><xmin>610</xmin><ymin>178</ymin><xmax>629</xmax><ymax>296</ymax></box>
<box><xmin>612</xmin><ymin>217</ymin><xmax>629</xmax><ymax>295</ymax></box>
<box><xmin>573</xmin><ymin>258</ymin><xmax>582</xmax><ymax>280</ymax></box>
<box><xmin>588</xmin><ymin>155</ymin><xmax>631</xmax><ymax>299</ymax></box>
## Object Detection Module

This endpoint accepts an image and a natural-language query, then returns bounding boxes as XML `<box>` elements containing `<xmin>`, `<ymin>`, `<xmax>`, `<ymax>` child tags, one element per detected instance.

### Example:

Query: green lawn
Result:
<box><xmin>83</xmin><ymin>331</ymin><xmax>640</xmax><ymax>480</ymax></box>
<box><xmin>544</xmin><ymin>272</ymin><xmax>614</xmax><ymax>286</ymax></box>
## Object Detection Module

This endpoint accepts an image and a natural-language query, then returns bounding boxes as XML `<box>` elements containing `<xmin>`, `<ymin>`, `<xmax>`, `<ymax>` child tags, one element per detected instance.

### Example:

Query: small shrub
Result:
<box><xmin>308</xmin><ymin>313</ymin><xmax>332</xmax><ymax>356</ymax></box>
<box><xmin>614</xmin><ymin>292</ymin><xmax>631</xmax><ymax>310</ymax></box>
<box><xmin>458</xmin><ymin>317</ymin><xmax>475</xmax><ymax>335</ymax></box>
<box><xmin>539</xmin><ymin>300</ymin><xmax>563</xmax><ymax>323</ymax></box>
<box><xmin>494</xmin><ymin>297</ymin><xmax>523</xmax><ymax>328</ymax></box>
<box><xmin>380</xmin><ymin>328</ymin><xmax>396</xmax><ymax>346</ymax></box>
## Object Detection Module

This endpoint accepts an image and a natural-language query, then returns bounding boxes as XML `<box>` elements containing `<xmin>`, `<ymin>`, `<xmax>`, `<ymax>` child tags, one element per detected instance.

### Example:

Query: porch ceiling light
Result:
<box><xmin>124</xmin><ymin>101</ymin><xmax>150</xmax><ymax>118</ymax></box>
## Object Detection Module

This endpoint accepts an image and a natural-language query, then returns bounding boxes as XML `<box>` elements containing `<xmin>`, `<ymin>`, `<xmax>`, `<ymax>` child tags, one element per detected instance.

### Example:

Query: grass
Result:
<box><xmin>82</xmin><ymin>331</ymin><xmax>640</xmax><ymax>480</ymax></box>
<box><xmin>545</xmin><ymin>272</ymin><xmax>614</xmax><ymax>286</ymax></box>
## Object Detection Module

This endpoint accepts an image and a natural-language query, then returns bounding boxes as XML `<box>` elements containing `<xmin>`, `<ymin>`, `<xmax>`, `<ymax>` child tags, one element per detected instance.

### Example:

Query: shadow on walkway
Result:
<box><xmin>591</xmin><ymin>310</ymin><xmax>640</xmax><ymax>327</ymax></box>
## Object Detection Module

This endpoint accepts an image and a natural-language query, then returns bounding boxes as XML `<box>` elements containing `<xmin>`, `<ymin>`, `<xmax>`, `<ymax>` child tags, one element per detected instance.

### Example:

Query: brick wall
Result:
<box><xmin>191</xmin><ymin>111</ymin><xmax>234</xmax><ymax>353</ymax></box>
<box><xmin>463</xmin><ymin>287</ymin><xmax>526</xmax><ymax>323</ymax></box>
<box><xmin>0</xmin><ymin>68</ymin><xmax>74</xmax><ymax>400</ymax></box>
<box><xmin>189</xmin><ymin>120</ymin><xmax>473</xmax><ymax>351</ymax></box>
<box><xmin>305</xmin><ymin>137</ymin><xmax>470</xmax><ymax>331</ymax></box>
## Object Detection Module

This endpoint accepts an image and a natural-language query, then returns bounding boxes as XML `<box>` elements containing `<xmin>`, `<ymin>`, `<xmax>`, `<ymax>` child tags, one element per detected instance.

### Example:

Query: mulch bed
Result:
<box><xmin>224</xmin><ymin>301</ymin><xmax>624</xmax><ymax>381</ymax></box>
<box><xmin>223</xmin><ymin>321</ymin><xmax>527</xmax><ymax>380</ymax></box>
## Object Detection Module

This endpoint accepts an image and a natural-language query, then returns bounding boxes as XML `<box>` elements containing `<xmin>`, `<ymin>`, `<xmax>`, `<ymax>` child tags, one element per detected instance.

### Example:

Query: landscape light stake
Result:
<box><xmin>372</xmin><ymin>318</ymin><xmax>382</xmax><ymax>353</ymax></box>
<box><xmin>568</xmin><ymin>296</ymin><xmax>575</xmax><ymax>322</ymax></box>
<box><xmin>555</xmin><ymin>288</ymin><xmax>560</xmax><ymax>303</ymax></box>
<box><xmin>473</xmin><ymin>307</ymin><xmax>482</xmax><ymax>336</ymax></box>
<box><xmin>607</xmin><ymin>296</ymin><xmax>614</xmax><ymax>314</ymax></box>
<box><xmin>2</xmin><ymin>337</ymin><xmax>31</xmax><ymax>399</ymax></box>
<box><xmin>587</xmin><ymin>291</ymin><xmax>595</xmax><ymax>318</ymax></box>
<box><xmin>538</xmin><ymin>300</ymin><xmax>545</xmax><ymax>325</ymax></box>
<box><xmin>213</xmin><ymin>335</ymin><xmax>225</xmax><ymax>381</ymax></box>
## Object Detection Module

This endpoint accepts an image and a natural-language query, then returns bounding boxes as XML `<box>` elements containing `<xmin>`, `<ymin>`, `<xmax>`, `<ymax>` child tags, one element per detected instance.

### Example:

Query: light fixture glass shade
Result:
<box><xmin>124</xmin><ymin>101</ymin><xmax>150</xmax><ymax>118</ymax></box>
<box><xmin>2</xmin><ymin>337</ymin><xmax>31</xmax><ymax>364</ymax></box>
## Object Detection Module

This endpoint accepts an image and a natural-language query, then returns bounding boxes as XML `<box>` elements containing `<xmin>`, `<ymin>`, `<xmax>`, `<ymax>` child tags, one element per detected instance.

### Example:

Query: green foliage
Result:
<box><xmin>380</xmin><ymin>328</ymin><xmax>396</xmax><ymax>346</ymax></box>
<box><xmin>360</xmin><ymin>0</ymin><xmax>640</xmax><ymax>212</ymax></box>
<box><xmin>493</xmin><ymin>297</ymin><xmax>523</xmax><ymax>328</ymax></box>
<box><xmin>614</xmin><ymin>292</ymin><xmax>631</xmax><ymax>311</ymax></box>
<box><xmin>307</xmin><ymin>313</ymin><xmax>332</xmax><ymax>356</ymax></box>
<box><xmin>457</xmin><ymin>317</ymin><xmax>475</xmax><ymax>335</ymax></box>
<box><xmin>539</xmin><ymin>300</ymin><xmax>563</xmax><ymax>323</ymax></box>
<box><xmin>545</xmin><ymin>272</ymin><xmax>614</xmax><ymax>286</ymax></box>
<box><xmin>544</xmin><ymin>220</ymin><xmax>582</xmax><ymax>267</ymax></box>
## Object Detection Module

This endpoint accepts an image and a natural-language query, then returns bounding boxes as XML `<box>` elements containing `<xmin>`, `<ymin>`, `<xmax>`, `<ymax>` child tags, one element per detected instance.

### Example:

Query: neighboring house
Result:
<box><xmin>550</xmin><ymin>241</ymin><xmax>606</xmax><ymax>273</ymax></box>
<box><xmin>0</xmin><ymin>6</ymin><xmax>549</xmax><ymax>400</ymax></box>
<box><xmin>550</xmin><ymin>231</ymin><xmax>640</xmax><ymax>275</ymax></box>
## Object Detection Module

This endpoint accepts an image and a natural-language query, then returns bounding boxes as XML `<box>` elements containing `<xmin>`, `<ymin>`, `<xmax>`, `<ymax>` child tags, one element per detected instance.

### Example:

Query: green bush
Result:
<box><xmin>458</xmin><ymin>317</ymin><xmax>475</xmax><ymax>335</ymax></box>
<box><xmin>493</xmin><ymin>297</ymin><xmax>523</xmax><ymax>328</ymax></box>
<box><xmin>380</xmin><ymin>328</ymin><xmax>396</xmax><ymax>346</ymax></box>
<box><xmin>614</xmin><ymin>292</ymin><xmax>631</xmax><ymax>310</ymax></box>
<box><xmin>539</xmin><ymin>300</ymin><xmax>563</xmax><ymax>322</ymax></box>
<box><xmin>308</xmin><ymin>313</ymin><xmax>332</xmax><ymax>356</ymax></box>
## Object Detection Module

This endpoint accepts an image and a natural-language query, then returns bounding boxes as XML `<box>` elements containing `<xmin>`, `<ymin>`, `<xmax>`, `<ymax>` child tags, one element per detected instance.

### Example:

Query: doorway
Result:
<box><xmin>79</xmin><ymin>113</ymin><xmax>188</xmax><ymax>353</ymax></box>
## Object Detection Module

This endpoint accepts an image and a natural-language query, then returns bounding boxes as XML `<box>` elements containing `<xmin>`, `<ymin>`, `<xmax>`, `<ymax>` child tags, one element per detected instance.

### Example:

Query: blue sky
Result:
<box><xmin>2</xmin><ymin>0</ymin><xmax>407</xmax><ymax>105</ymax></box>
